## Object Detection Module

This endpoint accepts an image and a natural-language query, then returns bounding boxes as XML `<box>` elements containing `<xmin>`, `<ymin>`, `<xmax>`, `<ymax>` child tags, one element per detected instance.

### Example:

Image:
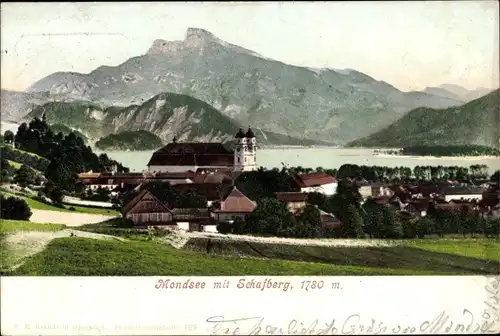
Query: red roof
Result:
<box><xmin>214</xmin><ymin>187</ymin><xmax>257</xmax><ymax>213</ymax></box>
<box><xmin>293</xmin><ymin>172</ymin><xmax>336</xmax><ymax>188</ymax></box>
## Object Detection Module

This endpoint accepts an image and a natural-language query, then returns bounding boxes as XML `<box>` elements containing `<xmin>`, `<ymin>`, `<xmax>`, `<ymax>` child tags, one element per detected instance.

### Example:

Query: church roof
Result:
<box><xmin>245</xmin><ymin>127</ymin><xmax>255</xmax><ymax>138</ymax></box>
<box><xmin>147</xmin><ymin>142</ymin><xmax>233</xmax><ymax>167</ymax></box>
<box><xmin>235</xmin><ymin>128</ymin><xmax>245</xmax><ymax>139</ymax></box>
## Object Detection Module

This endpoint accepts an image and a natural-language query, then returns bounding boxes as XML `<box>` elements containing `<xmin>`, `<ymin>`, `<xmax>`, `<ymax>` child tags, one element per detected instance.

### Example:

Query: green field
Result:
<box><xmin>405</xmin><ymin>239</ymin><xmax>500</xmax><ymax>261</ymax></box>
<box><xmin>1</xmin><ymin>191</ymin><xmax>119</xmax><ymax>216</ymax></box>
<box><xmin>7</xmin><ymin>160</ymin><xmax>22</xmax><ymax>169</ymax></box>
<box><xmin>8</xmin><ymin>237</ymin><xmax>449</xmax><ymax>276</ymax></box>
<box><xmin>2</xmin><ymin>218</ymin><xmax>498</xmax><ymax>276</ymax></box>
<box><xmin>0</xmin><ymin>219</ymin><xmax>66</xmax><ymax>232</ymax></box>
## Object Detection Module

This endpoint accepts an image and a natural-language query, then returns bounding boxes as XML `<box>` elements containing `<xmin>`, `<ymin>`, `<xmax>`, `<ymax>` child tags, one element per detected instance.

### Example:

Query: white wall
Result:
<box><xmin>216</xmin><ymin>212</ymin><xmax>247</xmax><ymax>222</ymax></box>
<box><xmin>444</xmin><ymin>194</ymin><xmax>483</xmax><ymax>202</ymax></box>
<box><xmin>300</xmin><ymin>182</ymin><xmax>338</xmax><ymax>196</ymax></box>
<box><xmin>177</xmin><ymin>222</ymin><xmax>190</xmax><ymax>231</ymax></box>
<box><xmin>203</xmin><ymin>225</ymin><xmax>218</xmax><ymax>233</ymax></box>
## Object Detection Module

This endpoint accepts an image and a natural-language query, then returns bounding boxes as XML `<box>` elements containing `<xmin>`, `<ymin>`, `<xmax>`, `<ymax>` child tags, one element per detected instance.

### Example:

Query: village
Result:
<box><xmin>76</xmin><ymin>127</ymin><xmax>500</xmax><ymax>237</ymax></box>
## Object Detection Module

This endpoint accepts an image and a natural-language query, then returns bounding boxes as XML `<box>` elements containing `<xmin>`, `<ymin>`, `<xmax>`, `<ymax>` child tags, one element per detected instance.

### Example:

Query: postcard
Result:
<box><xmin>1</xmin><ymin>1</ymin><xmax>499</xmax><ymax>335</ymax></box>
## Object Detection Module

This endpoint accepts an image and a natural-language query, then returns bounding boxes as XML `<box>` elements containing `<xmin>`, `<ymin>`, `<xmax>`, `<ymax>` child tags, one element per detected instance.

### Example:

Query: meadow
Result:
<box><xmin>0</xmin><ymin>190</ymin><xmax>119</xmax><ymax>216</ymax></box>
<box><xmin>1</xmin><ymin>218</ymin><xmax>498</xmax><ymax>276</ymax></box>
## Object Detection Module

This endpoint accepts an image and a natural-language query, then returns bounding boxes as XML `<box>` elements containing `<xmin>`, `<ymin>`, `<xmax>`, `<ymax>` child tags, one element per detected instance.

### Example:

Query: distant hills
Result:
<box><xmin>25</xmin><ymin>92</ymin><xmax>333</xmax><ymax>147</ymax></box>
<box><xmin>422</xmin><ymin>84</ymin><xmax>492</xmax><ymax>103</ymax></box>
<box><xmin>20</xmin><ymin>27</ymin><xmax>462</xmax><ymax>144</ymax></box>
<box><xmin>346</xmin><ymin>89</ymin><xmax>500</xmax><ymax>148</ymax></box>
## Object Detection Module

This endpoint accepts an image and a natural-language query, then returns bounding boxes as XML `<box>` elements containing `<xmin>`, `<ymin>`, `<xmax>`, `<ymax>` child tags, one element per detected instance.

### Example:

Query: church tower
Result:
<box><xmin>233</xmin><ymin>127</ymin><xmax>257</xmax><ymax>172</ymax></box>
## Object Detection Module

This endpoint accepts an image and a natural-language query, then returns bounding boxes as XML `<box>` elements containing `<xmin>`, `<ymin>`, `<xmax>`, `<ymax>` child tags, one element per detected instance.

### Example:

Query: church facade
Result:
<box><xmin>147</xmin><ymin>127</ymin><xmax>258</xmax><ymax>173</ymax></box>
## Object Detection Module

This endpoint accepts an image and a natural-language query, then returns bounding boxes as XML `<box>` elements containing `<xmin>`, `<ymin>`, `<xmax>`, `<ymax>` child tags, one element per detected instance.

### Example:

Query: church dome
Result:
<box><xmin>245</xmin><ymin>127</ymin><xmax>255</xmax><ymax>138</ymax></box>
<box><xmin>235</xmin><ymin>128</ymin><xmax>245</xmax><ymax>138</ymax></box>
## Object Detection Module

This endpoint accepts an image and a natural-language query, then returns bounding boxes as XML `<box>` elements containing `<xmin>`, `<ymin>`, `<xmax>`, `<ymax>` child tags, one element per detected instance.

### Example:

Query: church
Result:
<box><xmin>147</xmin><ymin>127</ymin><xmax>258</xmax><ymax>173</ymax></box>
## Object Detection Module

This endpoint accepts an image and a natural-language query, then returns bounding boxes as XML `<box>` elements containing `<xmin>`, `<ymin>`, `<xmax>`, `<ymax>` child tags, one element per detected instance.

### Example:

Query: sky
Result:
<box><xmin>1</xmin><ymin>1</ymin><xmax>499</xmax><ymax>92</ymax></box>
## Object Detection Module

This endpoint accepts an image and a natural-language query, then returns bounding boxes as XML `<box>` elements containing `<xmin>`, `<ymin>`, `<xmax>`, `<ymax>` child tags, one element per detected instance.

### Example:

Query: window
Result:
<box><xmin>245</xmin><ymin>157</ymin><xmax>247</xmax><ymax>163</ymax></box>
<box><xmin>237</xmin><ymin>157</ymin><xmax>240</xmax><ymax>163</ymax></box>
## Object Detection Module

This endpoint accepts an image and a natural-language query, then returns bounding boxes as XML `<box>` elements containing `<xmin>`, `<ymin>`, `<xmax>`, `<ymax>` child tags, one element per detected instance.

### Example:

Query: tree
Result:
<box><xmin>14</xmin><ymin>165</ymin><xmax>36</xmax><ymax>187</ymax></box>
<box><xmin>244</xmin><ymin>198</ymin><xmax>294</xmax><ymax>236</ymax></box>
<box><xmin>339</xmin><ymin>204</ymin><xmax>365</xmax><ymax>238</ymax></box>
<box><xmin>49</xmin><ymin>187</ymin><xmax>64</xmax><ymax>206</ymax></box>
<box><xmin>415</xmin><ymin>217</ymin><xmax>434</xmax><ymax>238</ymax></box>
<box><xmin>291</xmin><ymin>204</ymin><xmax>323</xmax><ymax>238</ymax></box>
<box><xmin>3</xmin><ymin>130</ymin><xmax>14</xmax><ymax>144</ymax></box>
<box><xmin>0</xmin><ymin>194</ymin><xmax>32</xmax><ymax>220</ymax></box>
<box><xmin>491</xmin><ymin>170</ymin><xmax>500</xmax><ymax>183</ymax></box>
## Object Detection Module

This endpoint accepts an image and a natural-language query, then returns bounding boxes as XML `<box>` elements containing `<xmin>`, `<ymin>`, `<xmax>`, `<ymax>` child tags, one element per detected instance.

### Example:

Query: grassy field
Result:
<box><xmin>8</xmin><ymin>237</ymin><xmax>450</xmax><ymax>276</ymax></box>
<box><xmin>1</xmin><ymin>191</ymin><xmax>119</xmax><ymax>216</ymax></box>
<box><xmin>0</xmin><ymin>219</ymin><xmax>66</xmax><ymax>232</ymax></box>
<box><xmin>7</xmin><ymin>160</ymin><xmax>22</xmax><ymax>169</ymax></box>
<box><xmin>183</xmin><ymin>237</ymin><xmax>500</xmax><ymax>275</ymax></box>
<box><xmin>404</xmin><ymin>239</ymin><xmax>500</xmax><ymax>261</ymax></box>
<box><xmin>2</xmin><ymin>217</ymin><xmax>498</xmax><ymax>276</ymax></box>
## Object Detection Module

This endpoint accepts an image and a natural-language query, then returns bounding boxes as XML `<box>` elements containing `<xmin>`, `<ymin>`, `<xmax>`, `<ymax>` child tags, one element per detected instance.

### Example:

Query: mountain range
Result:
<box><xmin>346</xmin><ymin>89</ymin><xmax>500</xmax><ymax>148</ymax></box>
<box><xmin>21</xmin><ymin>27</ymin><xmax>468</xmax><ymax>144</ymax></box>
<box><xmin>422</xmin><ymin>84</ymin><xmax>492</xmax><ymax>102</ymax></box>
<box><xmin>2</xmin><ymin>27</ymin><xmax>496</xmax><ymax>146</ymax></box>
<box><xmin>25</xmin><ymin>92</ymin><xmax>333</xmax><ymax>147</ymax></box>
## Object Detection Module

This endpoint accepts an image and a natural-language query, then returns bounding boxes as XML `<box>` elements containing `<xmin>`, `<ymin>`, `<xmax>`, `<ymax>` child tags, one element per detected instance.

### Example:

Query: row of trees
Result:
<box><xmin>0</xmin><ymin>160</ymin><xmax>44</xmax><ymax>187</ymax></box>
<box><xmin>287</xmin><ymin>163</ymin><xmax>493</xmax><ymax>182</ymax></box>
<box><xmin>1</xmin><ymin>145</ymin><xmax>50</xmax><ymax>172</ymax></box>
<box><xmin>401</xmin><ymin>145</ymin><xmax>500</xmax><ymax>157</ymax></box>
<box><xmin>5</xmin><ymin>116</ymin><xmax>129</xmax><ymax>191</ymax></box>
<box><xmin>224</xmin><ymin>179</ymin><xmax>500</xmax><ymax>239</ymax></box>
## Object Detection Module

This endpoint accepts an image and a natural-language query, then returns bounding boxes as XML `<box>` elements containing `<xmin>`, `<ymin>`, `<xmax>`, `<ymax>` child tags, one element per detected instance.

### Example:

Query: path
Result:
<box><xmin>30</xmin><ymin>209</ymin><xmax>118</xmax><ymax>226</ymax></box>
<box><xmin>3</xmin><ymin>229</ymin><xmax>127</xmax><ymax>271</ymax></box>
<box><xmin>63</xmin><ymin>196</ymin><xmax>114</xmax><ymax>208</ymax></box>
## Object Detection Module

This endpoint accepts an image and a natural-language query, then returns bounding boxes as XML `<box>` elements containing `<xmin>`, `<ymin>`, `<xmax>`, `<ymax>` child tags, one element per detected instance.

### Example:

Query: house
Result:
<box><xmin>121</xmin><ymin>190</ymin><xmax>217</xmax><ymax>231</ymax></box>
<box><xmin>212</xmin><ymin>186</ymin><xmax>257</xmax><ymax>223</ymax></box>
<box><xmin>292</xmin><ymin>172</ymin><xmax>337</xmax><ymax>195</ymax></box>
<box><xmin>440</xmin><ymin>185</ymin><xmax>485</xmax><ymax>202</ymax></box>
<box><xmin>145</xmin><ymin>171</ymin><xmax>197</xmax><ymax>185</ymax></box>
<box><xmin>275</xmin><ymin>192</ymin><xmax>309</xmax><ymax>214</ymax></box>
<box><xmin>317</xmin><ymin>208</ymin><xmax>342</xmax><ymax>229</ymax></box>
<box><xmin>146</xmin><ymin>127</ymin><xmax>257</xmax><ymax>173</ymax></box>
<box><xmin>358</xmin><ymin>183</ymin><xmax>393</xmax><ymax>199</ymax></box>
<box><xmin>172</xmin><ymin>182</ymin><xmax>232</xmax><ymax>207</ymax></box>
<box><xmin>121</xmin><ymin>190</ymin><xmax>173</xmax><ymax>224</ymax></box>
<box><xmin>171</xmin><ymin>208</ymin><xmax>214</xmax><ymax>232</ymax></box>
<box><xmin>401</xmin><ymin>199</ymin><xmax>429</xmax><ymax>217</ymax></box>
<box><xmin>78</xmin><ymin>172</ymin><xmax>145</xmax><ymax>193</ymax></box>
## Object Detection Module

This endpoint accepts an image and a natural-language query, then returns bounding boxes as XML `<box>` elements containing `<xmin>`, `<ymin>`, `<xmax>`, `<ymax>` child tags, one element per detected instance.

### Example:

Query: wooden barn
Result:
<box><xmin>121</xmin><ymin>190</ymin><xmax>173</xmax><ymax>225</ymax></box>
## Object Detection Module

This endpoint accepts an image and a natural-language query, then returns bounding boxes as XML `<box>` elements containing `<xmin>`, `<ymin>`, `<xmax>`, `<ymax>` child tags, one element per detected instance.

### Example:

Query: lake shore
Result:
<box><xmin>374</xmin><ymin>153</ymin><xmax>500</xmax><ymax>160</ymax></box>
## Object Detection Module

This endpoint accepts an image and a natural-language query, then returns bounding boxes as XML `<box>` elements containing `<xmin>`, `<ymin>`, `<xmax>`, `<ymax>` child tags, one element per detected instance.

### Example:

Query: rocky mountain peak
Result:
<box><xmin>147</xmin><ymin>27</ymin><xmax>218</xmax><ymax>54</ymax></box>
<box><xmin>185</xmin><ymin>27</ymin><xmax>216</xmax><ymax>41</ymax></box>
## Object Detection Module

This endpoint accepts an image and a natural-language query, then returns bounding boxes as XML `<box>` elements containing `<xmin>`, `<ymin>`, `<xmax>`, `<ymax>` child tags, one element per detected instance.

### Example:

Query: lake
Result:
<box><xmin>97</xmin><ymin>148</ymin><xmax>500</xmax><ymax>173</ymax></box>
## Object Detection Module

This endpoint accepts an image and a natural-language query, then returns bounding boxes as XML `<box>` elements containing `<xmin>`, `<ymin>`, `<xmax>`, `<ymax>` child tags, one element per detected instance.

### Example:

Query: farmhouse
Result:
<box><xmin>147</xmin><ymin>127</ymin><xmax>258</xmax><ymax>173</ymax></box>
<box><xmin>292</xmin><ymin>172</ymin><xmax>338</xmax><ymax>196</ymax></box>
<box><xmin>275</xmin><ymin>191</ymin><xmax>309</xmax><ymax>214</ymax></box>
<box><xmin>121</xmin><ymin>189</ymin><xmax>215</xmax><ymax>231</ymax></box>
<box><xmin>212</xmin><ymin>186</ymin><xmax>257</xmax><ymax>223</ymax></box>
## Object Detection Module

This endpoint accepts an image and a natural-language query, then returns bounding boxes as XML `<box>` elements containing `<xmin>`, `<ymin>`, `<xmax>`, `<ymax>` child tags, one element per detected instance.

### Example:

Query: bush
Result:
<box><xmin>0</xmin><ymin>194</ymin><xmax>32</xmax><ymax>220</ymax></box>
<box><xmin>69</xmin><ymin>207</ymin><xmax>76</xmax><ymax>211</ymax></box>
<box><xmin>216</xmin><ymin>221</ymin><xmax>233</xmax><ymax>234</ymax></box>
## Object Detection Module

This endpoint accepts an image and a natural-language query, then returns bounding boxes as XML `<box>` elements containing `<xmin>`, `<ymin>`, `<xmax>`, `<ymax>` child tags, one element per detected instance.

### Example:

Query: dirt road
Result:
<box><xmin>30</xmin><ymin>209</ymin><xmax>118</xmax><ymax>226</ymax></box>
